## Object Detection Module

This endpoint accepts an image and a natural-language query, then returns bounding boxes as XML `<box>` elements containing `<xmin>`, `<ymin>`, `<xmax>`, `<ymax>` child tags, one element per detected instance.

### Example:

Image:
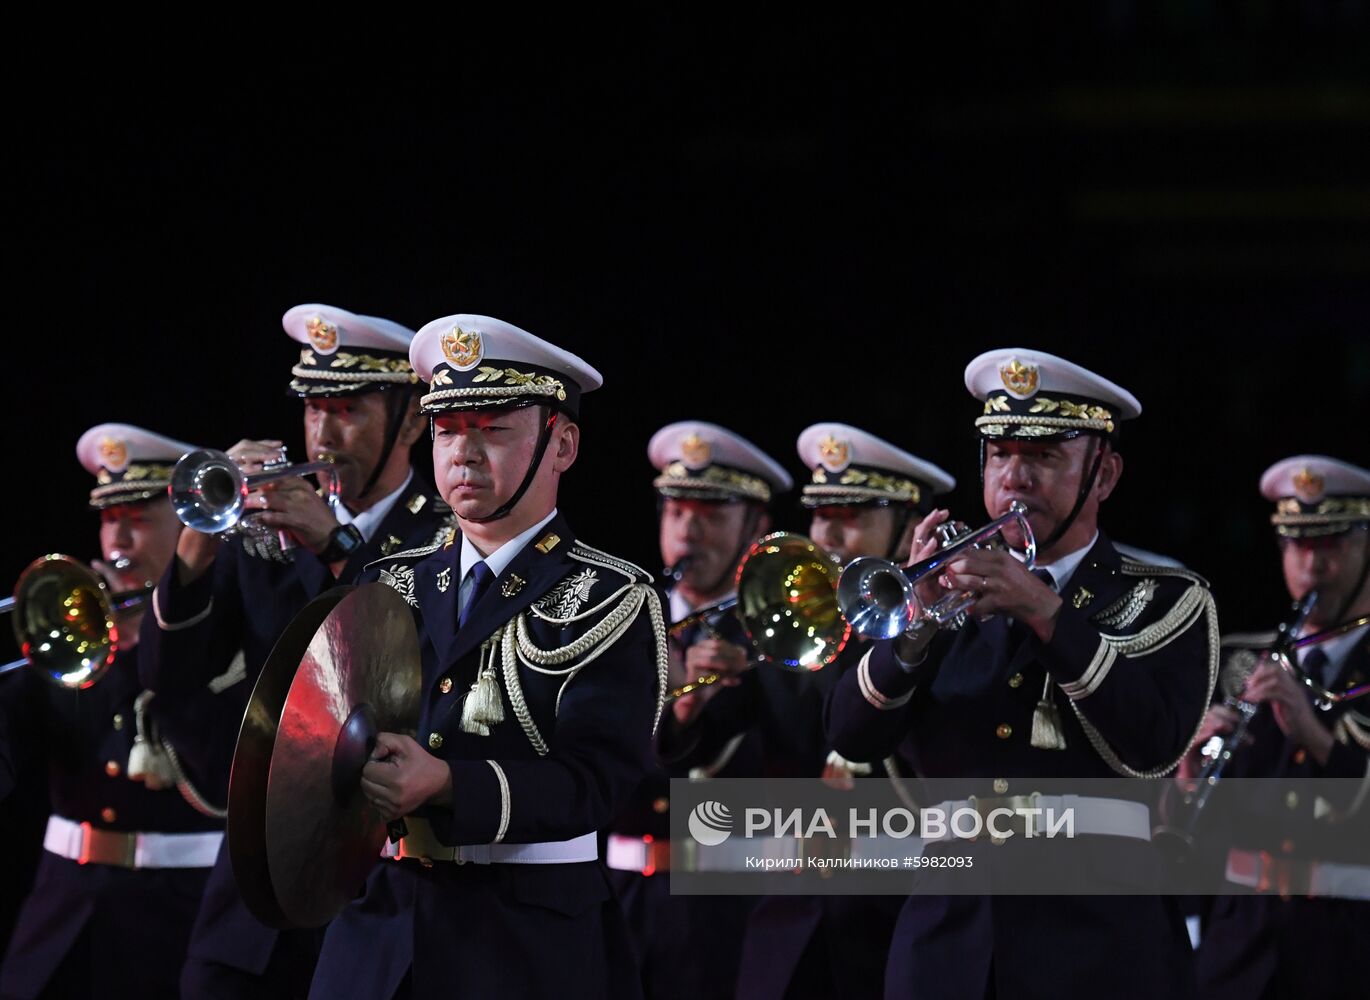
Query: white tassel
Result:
<box><xmin>1030</xmin><ymin>675</ymin><xmax>1067</xmax><ymax>751</ymax></box>
<box><xmin>460</xmin><ymin>641</ymin><xmax>506</xmax><ymax>736</ymax></box>
<box><xmin>127</xmin><ymin>735</ymin><xmax>176</xmax><ymax>790</ymax></box>
<box><xmin>127</xmin><ymin>691</ymin><xmax>177</xmax><ymax>789</ymax></box>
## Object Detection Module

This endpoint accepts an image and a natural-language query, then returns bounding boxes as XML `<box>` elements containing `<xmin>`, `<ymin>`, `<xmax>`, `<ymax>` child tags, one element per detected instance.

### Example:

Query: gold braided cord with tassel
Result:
<box><xmin>1030</xmin><ymin>674</ymin><xmax>1068</xmax><ymax>750</ymax></box>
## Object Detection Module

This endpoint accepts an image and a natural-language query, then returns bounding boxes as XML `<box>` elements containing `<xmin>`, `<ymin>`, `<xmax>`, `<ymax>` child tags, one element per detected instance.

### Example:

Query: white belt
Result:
<box><xmin>925</xmin><ymin>794</ymin><xmax>1151</xmax><ymax>843</ymax></box>
<box><xmin>382</xmin><ymin>819</ymin><xmax>597</xmax><ymax>866</ymax></box>
<box><xmin>1225</xmin><ymin>848</ymin><xmax>1370</xmax><ymax>901</ymax></box>
<box><xmin>606</xmin><ymin>833</ymin><xmax>672</xmax><ymax>874</ymax></box>
<box><xmin>43</xmin><ymin>814</ymin><xmax>223</xmax><ymax>869</ymax></box>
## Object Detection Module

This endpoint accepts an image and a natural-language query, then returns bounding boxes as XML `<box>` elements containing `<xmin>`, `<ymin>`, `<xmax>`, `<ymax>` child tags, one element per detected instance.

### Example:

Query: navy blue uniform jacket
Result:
<box><xmin>308</xmin><ymin>512</ymin><xmax>665</xmax><ymax>1000</ymax></box>
<box><xmin>826</xmin><ymin>534</ymin><xmax>1218</xmax><ymax>1000</ymax></box>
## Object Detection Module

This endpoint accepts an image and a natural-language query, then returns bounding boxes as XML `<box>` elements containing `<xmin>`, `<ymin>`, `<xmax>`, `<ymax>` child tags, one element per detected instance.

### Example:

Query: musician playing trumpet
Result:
<box><xmin>138</xmin><ymin>304</ymin><xmax>448</xmax><ymax>1000</ymax></box>
<box><xmin>826</xmin><ymin>349</ymin><xmax>1217</xmax><ymax>1000</ymax></box>
<box><xmin>1188</xmin><ymin>456</ymin><xmax>1370</xmax><ymax>999</ymax></box>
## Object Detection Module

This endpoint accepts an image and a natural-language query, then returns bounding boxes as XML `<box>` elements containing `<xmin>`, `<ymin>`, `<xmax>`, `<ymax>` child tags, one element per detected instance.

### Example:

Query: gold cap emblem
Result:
<box><xmin>817</xmin><ymin>434</ymin><xmax>851</xmax><ymax>474</ymax></box>
<box><xmin>1292</xmin><ymin>467</ymin><xmax>1325</xmax><ymax>504</ymax></box>
<box><xmin>98</xmin><ymin>436</ymin><xmax>129</xmax><ymax>473</ymax></box>
<box><xmin>306</xmin><ymin>316</ymin><xmax>339</xmax><ymax>354</ymax></box>
<box><xmin>999</xmin><ymin>357</ymin><xmax>1039</xmax><ymax>398</ymax></box>
<box><xmin>680</xmin><ymin>434</ymin><xmax>711</xmax><ymax>471</ymax></box>
<box><xmin>440</xmin><ymin>325</ymin><xmax>484</xmax><ymax>371</ymax></box>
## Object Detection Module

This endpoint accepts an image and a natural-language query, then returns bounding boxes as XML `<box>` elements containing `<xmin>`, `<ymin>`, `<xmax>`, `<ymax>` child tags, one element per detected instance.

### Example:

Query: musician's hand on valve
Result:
<box><xmin>907</xmin><ymin>509</ymin><xmax>952</xmax><ymax>611</ymax></box>
<box><xmin>1176</xmin><ymin>704</ymin><xmax>1242</xmax><ymax>783</ymax></box>
<box><xmin>940</xmin><ymin>549</ymin><xmax>1063</xmax><ymax>643</ymax></box>
<box><xmin>1242</xmin><ymin>661</ymin><xmax>1334</xmax><ymax>766</ymax></box>
<box><xmin>672</xmin><ymin>639</ymin><xmax>751</xmax><ymax>726</ymax></box>
<box><xmin>362</xmin><ymin>733</ymin><xmax>454</xmax><ymax>821</ymax></box>
<box><xmin>254</xmin><ymin>475</ymin><xmax>339</xmax><ymax>555</ymax></box>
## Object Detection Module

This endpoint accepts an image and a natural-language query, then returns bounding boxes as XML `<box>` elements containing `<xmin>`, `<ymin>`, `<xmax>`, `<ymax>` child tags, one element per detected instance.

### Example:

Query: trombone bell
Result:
<box><xmin>737</xmin><ymin>532</ymin><xmax>850</xmax><ymax>671</ymax></box>
<box><xmin>9</xmin><ymin>555</ymin><xmax>119</xmax><ymax>689</ymax></box>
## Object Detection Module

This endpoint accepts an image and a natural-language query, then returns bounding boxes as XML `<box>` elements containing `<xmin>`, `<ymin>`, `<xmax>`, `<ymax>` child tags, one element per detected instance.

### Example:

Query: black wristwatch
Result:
<box><xmin>320</xmin><ymin>524</ymin><xmax>364</xmax><ymax>563</ymax></box>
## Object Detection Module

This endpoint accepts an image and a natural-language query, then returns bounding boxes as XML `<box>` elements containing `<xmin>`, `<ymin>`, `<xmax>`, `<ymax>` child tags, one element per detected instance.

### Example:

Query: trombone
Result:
<box><xmin>837</xmin><ymin>501</ymin><xmax>1036</xmax><ymax>640</ymax></box>
<box><xmin>667</xmin><ymin>533</ymin><xmax>851</xmax><ymax>701</ymax></box>
<box><xmin>1285</xmin><ymin>615</ymin><xmax>1370</xmax><ymax>706</ymax></box>
<box><xmin>171</xmin><ymin>446</ymin><xmax>339</xmax><ymax>541</ymax></box>
<box><xmin>1</xmin><ymin>554</ymin><xmax>150</xmax><ymax>689</ymax></box>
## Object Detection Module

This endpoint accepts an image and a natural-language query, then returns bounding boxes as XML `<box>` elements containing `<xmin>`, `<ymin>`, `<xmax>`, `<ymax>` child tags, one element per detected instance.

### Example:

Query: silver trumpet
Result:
<box><xmin>170</xmin><ymin>447</ymin><xmax>340</xmax><ymax>549</ymax></box>
<box><xmin>837</xmin><ymin>501</ymin><xmax>1036</xmax><ymax>640</ymax></box>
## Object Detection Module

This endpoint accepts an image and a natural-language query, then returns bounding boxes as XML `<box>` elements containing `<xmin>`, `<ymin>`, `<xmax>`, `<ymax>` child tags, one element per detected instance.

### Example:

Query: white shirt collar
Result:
<box><xmin>333</xmin><ymin>469</ymin><xmax>413</xmax><ymax>543</ymax></box>
<box><xmin>459</xmin><ymin>508</ymin><xmax>559</xmax><ymax>586</ymax></box>
<box><xmin>668</xmin><ymin>587</ymin><xmax>737</xmax><ymax>624</ymax></box>
<box><xmin>1014</xmin><ymin>530</ymin><xmax>1099</xmax><ymax>593</ymax></box>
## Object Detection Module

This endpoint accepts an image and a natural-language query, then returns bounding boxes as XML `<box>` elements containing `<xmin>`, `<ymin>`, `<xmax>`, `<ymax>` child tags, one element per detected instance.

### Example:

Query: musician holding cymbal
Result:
<box><xmin>826</xmin><ymin>349</ymin><xmax>1218</xmax><ymax>1000</ymax></box>
<box><xmin>0</xmin><ymin>424</ymin><xmax>225</xmax><ymax>999</ymax></box>
<box><xmin>138</xmin><ymin>304</ymin><xmax>448</xmax><ymax>999</ymax></box>
<box><xmin>313</xmin><ymin>314</ymin><xmax>668</xmax><ymax>999</ymax></box>
<box><xmin>1188</xmin><ymin>456</ymin><xmax>1370</xmax><ymax>999</ymax></box>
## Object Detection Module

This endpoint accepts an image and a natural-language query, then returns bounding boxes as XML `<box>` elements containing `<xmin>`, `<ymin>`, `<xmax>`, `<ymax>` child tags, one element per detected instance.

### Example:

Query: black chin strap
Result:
<box><xmin>1039</xmin><ymin>437</ymin><xmax>1107</xmax><ymax>552</ymax></box>
<box><xmin>464</xmin><ymin>408</ymin><xmax>560</xmax><ymax>524</ymax></box>
<box><xmin>357</xmin><ymin>387</ymin><xmax>414</xmax><ymax>502</ymax></box>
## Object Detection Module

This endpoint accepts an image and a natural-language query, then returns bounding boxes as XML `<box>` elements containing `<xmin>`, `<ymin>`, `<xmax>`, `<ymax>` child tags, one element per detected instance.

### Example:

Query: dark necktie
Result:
<box><xmin>1302</xmin><ymin>646</ymin><xmax>1334</xmax><ymax>689</ymax></box>
<box><xmin>459</xmin><ymin>561</ymin><xmax>495</xmax><ymax>629</ymax></box>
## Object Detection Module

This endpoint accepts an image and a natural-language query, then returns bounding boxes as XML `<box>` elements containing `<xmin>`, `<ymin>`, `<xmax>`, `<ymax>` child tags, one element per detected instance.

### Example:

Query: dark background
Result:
<box><xmin>6</xmin><ymin>13</ymin><xmax>1370</xmax><ymax>646</ymax></box>
<box><xmin>3</xmin><ymin>1</ymin><xmax>1370</xmax><ymax>958</ymax></box>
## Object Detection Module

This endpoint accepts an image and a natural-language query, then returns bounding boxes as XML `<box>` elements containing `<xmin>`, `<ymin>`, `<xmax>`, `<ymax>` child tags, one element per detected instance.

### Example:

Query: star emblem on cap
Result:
<box><xmin>680</xmin><ymin>433</ymin><xmax>712</xmax><ymax>470</ymax></box>
<box><xmin>817</xmin><ymin>434</ymin><xmax>851</xmax><ymax>473</ymax></box>
<box><xmin>999</xmin><ymin>357</ymin><xmax>1039</xmax><ymax>398</ymax></box>
<box><xmin>440</xmin><ymin>326</ymin><xmax>484</xmax><ymax>371</ymax></box>
<box><xmin>306</xmin><ymin>316</ymin><xmax>339</xmax><ymax>354</ymax></box>
<box><xmin>98</xmin><ymin>436</ymin><xmax>129</xmax><ymax>473</ymax></box>
<box><xmin>1292</xmin><ymin>467</ymin><xmax>1325</xmax><ymax>504</ymax></box>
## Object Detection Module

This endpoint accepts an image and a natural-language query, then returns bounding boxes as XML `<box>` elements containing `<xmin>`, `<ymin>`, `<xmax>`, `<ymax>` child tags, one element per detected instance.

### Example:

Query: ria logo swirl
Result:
<box><xmin>688</xmin><ymin>800</ymin><xmax>733</xmax><ymax>846</ymax></box>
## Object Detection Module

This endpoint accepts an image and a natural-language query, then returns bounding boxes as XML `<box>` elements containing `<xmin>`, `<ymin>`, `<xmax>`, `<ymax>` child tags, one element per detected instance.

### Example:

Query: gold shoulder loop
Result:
<box><xmin>1069</xmin><ymin>584</ymin><xmax>1219</xmax><ymax>778</ymax></box>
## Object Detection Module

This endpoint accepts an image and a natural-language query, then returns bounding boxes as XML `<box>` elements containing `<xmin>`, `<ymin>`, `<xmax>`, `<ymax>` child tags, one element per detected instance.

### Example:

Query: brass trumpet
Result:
<box><xmin>0</xmin><ymin>554</ymin><xmax>151</xmax><ymax>689</ymax></box>
<box><xmin>837</xmin><ymin>501</ymin><xmax>1036</xmax><ymax>640</ymax></box>
<box><xmin>666</xmin><ymin>533</ymin><xmax>851</xmax><ymax>701</ymax></box>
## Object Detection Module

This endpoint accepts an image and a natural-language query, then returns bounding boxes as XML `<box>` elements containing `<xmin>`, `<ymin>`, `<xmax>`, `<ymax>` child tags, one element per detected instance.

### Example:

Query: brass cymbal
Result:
<box><xmin>228</xmin><ymin>583</ymin><xmax>420</xmax><ymax>928</ymax></box>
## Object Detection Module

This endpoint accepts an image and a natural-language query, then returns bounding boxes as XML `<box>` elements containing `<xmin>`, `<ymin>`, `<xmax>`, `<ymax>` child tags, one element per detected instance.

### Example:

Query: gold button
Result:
<box><xmin>105</xmin><ymin>760</ymin><xmax>121</xmax><ymax>777</ymax></box>
<box><xmin>439</xmin><ymin>677</ymin><xmax>453</xmax><ymax>695</ymax></box>
<box><xmin>652</xmin><ymin>797</ymin><xmax>670</xmax><ymax>814</ymax></box>
<box><xmin>996</xmin><ymin>724</ymin><xmax>1013</xmax><ymax>740</ymax></box>
<box><xmin>993</xmin><ymin>778</ymin><xmax>1009</xmax><ymax>794</ymax></box>
<box><xmin>1008</xmin><ymin>673</ymin><xmax>1024</xmax><ymax>689</ymax></box>
<box><xmin>112</xmin><ymin>714</ymin><xmax>124</xmax><ymax>731</ymax></box>
<box><xmin>100</xmin><ymin>807</ymin><xmax>117</xmax><ymax>824</ymax></box>
<box><xmin>1281</xmin><ymin>838</ymin><xmax>1296</xmax><ymax>854</ymax></box>
<box><xmin>1293</xmin><ymin>748</ymin><xmax>1307</xmax><ymax>765</ymax></box>
<box><xmin>990</xmin><ymin>835</ymin><xmax>1007</xmax><ymax>847</ymax></box>
<box><xmin>1285</xmin><ymin>791</ymin><xmax>1299</xmax><ymax>810</ymax></box>
<box><xmin>428</xmin><ymin>733</ymin><xmax>444</xmax><ymax>750</ymax></box>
